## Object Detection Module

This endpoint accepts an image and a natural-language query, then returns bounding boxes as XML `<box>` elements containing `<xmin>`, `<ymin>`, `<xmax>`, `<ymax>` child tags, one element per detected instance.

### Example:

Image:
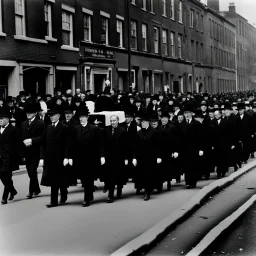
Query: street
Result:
<box><xmin>0</xmin><ymin>167</ymin><xmax>236</xmax><ymax>256</ymax></box>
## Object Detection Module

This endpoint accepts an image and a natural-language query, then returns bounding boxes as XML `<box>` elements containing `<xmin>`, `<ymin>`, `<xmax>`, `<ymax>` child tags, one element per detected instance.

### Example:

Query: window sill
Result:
<box><xmin>162</xmin><ymin>14</ymin><xmax>168</xmax><ymax>18</ymax></box>
<box><xmin>178</xmin><ymin>21</ymin><xmax>183</xmax><ymax>25</ymax></box>
<box><xmin>141</xmin><ymin>8</ymin><xmax>147</xmax><ymax>12</ymax></box>
<box><xmin>170</xmin><ymin>18</ymin><xmax>175</xmax><ymax>21</ymax></box>
<box><xmin>14</xmin><ymin>35</ymin><xmax>48</xmax><ymax>44</ymax></box>
<box><xmin>150</xmin><ymin>12</ymin><xmax>155</xmax><ymax>15</ymax></box>
<box><xmin>61</xmin><ymin>45</ymin><xmax>79</xmax><ymax>52</ymax></box>
<box><xmin>0</xmin><ymin>32</ymin><xmax>6</xmax><ymax>37</ymax></box>
<box><xmin>131</xmin><ymin>3</ymin><xmax>137</xmax><ymax>6</ymax></box>
<box><xmin>45</xmin><ymin>36</ymin><xmax>57</xmax><ymax>42</ymax></box>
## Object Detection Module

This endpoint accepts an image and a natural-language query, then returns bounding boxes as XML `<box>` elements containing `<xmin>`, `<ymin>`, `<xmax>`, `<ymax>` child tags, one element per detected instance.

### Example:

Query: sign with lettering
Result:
<box><xmin>84</xmin><ymin>47</ymin><xmax>115</xmax><ymax>59</ymax></box>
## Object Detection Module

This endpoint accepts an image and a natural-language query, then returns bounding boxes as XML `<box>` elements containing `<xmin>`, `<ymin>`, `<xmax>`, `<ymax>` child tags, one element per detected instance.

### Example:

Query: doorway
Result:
<box><xmin>94</xmin><ymin>74</ymin><xmax>107</xmax><ymax>94</ymax></box>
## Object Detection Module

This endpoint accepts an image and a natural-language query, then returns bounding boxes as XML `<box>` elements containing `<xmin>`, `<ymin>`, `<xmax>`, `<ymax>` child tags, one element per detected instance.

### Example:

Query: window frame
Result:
<box><xmin>153</xmin><ymin>26</ymin><xmax>159</xmax><ymax>54</ymax></box>
<box><xmin>142</xmin><ymin>23</ymin><xmax>147</xmax><ymax>52</ymax></box>
<box><xmin>44</xmin><ymin>1</ymin><xmax>53</xmax><ymax>38</ymax></box>
<box><xmin>170</xmin><ymin>32</ymin><xmax>175</xmax><ymax>57</ymax></box>
<box><xmin>178</xmin><ymin>1</ymin><xmax>183</xmax><ymax>24</ymax></box>
<box><xmin>142</xmin><ymin>0</ymin><xmax>147</xmax><ymax>10</ymax></box>
<box><xmin>130</xmin><ymin>20</ymin><xmax>137</xmax><ymax>50</ymax></box>
<box><xmin>101</xmin><ymin>16</ymin><xmax>109</xmax><ymax>45</ymax></box>
<box><xmin>162</xmin><ymin>29</ymin><xmax>168</xmax><ymax>56</ymax></box>
<box><xmin>116</xmin><ymin>18</ymin><xmax>124</xmax><ymax>48</ymax></box>
<box><xmin>162</xmin><ymin>0</ymin><xmax>166</xmax><ymax>17</ymax></box>
<box><xmin>61</xmin><ymin>9</ymin><xmax>74</xmax><ymax>47</ymax></box>
<box><xmin>177</xmin><ymin>34</ymin><xmax>182</xmax><ymax>58</ymax></box>
<box><xmin>15</xmin><ymin>0</ymin><xmax>26</xmax><ymax>36</ymax></box>
<box><xmin>190</xmin><ymin>9</ymin><xmax>194</xmax><ymax>28</ymax></box>
<box><xmin>170</xmin><ymin>0</ymin><xmax>175</xmax><ymax>20</ymax></box>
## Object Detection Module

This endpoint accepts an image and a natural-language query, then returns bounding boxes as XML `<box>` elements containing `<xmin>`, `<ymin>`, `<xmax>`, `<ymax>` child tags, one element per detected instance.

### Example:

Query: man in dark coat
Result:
<box><xmin>132</xmin><ymin>113</ymin><xmax>162</xmax><ymax>201</ymax></box>
<box><xmin>0</xmin><ymin>109</ymin><xmax>21</xmax><ymax>204</ymax></box>
<box><xmin>71</xmin><ymin>106</ymin><xmax>105</xmax><ymax>207</ymax></box>
<box><xmin>21</xmin><ymin>102</ymin><xmax>45</xmax><ymax>199</ymax></box>
<box><xmin>104</xmin><ymin>115</ymin><xmax>128</xmax><ymax>203</ymax></box>
<box><xmin>40</xmin><ymin>105</ymin><xmax>71</xmax><ymax>208</ymax></box>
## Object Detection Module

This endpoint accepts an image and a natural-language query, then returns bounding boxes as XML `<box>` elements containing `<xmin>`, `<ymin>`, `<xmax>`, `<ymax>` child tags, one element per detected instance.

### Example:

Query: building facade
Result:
<box><xmin>0</xmin><ymin>0</ymin><xmax>241</xmax><ymax>97</ymax></box>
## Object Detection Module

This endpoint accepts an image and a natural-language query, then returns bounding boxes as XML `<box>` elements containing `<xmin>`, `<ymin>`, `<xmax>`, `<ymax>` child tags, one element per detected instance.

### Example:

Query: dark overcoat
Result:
<box><xmin>40</xmin><ymin>122</ymin><xmax>70</xmax><ymax>186</ymax></box>
<box><xmin>0</xmin><ymin>125</ymin><xmax>21</xmax><ymax>174</ymax></box>
<box><xmin>104</xmin><ymin>126</ymin><xmax>128</xmax><ymax>186</ymax></box>
<box><xmin>71</xmin><ymin>123</ymin><xmax>104</xmax><ymax>181</ymax></box>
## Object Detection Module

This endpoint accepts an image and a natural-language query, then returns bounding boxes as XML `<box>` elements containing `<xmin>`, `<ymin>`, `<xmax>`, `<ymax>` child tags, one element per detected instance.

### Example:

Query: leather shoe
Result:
<box><xmin>82</xmin><ymin>201</ymin><xmax>90</xmax><ymax>207</ymax></box>
<box><xmin>9</xmin><ymin>191</ymin><xmax>17</xmax><ymax>201</ymax></box>
<box><xmin>33</xmin><ymin>192</ymin><xmax>41</xmax><ymax>196</ymax></box>
<box><xmin>46</xmin><ymin>202</ymin><xmax>58</xmax><ymax>208</ymax></box>
<box><xmin>144</xmin><ymin>194</ymin><xmax>150</xmax><ymax>201</ymax></box>
<box><xmin>107</xmin><ymin>197</ymin><xmax>114</xmax><ymax>203</ymax></box>
<box><xmin>27</xmin><ymin>194</ymin><xmax>33</xmax><ymax>199</ymax></box>
<box><xmin>1</xmin><ymin>199</ymin><xmax>7</xmax><ymax>205</ymax></box>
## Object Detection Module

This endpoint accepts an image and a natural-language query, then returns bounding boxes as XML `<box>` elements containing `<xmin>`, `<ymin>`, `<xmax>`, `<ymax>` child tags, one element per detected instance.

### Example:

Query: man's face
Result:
<box><xmin>224</xmin><ymin>109</ymin><xmax>231</xmax><ymax>117</ymax></box>
<box><xmin>75</xmin><ymin>102</ymin><xmax>80</xmax><ymax>107</ymax></box>
<box><xmin>125</xmin><ymin>115</ymin><xmax>133</xmax><ymax>124</ymax></box>
<box><xmin>46</xmin><ymin>97</ymin><xmax>51</xmax><ymax>102</ymax></box>
<box><xmin>50</xmin><ymin>113</ymin><xmax>60</xmax><ymax>123</ymax></box>
<box><xmin>161</xmin><ymin>117</ymin><xmax>169</xmax><ymax>126</ymax></box>
<box><xmin>79</xmin><ymin>115</ymin><xmax>88</xmax><ymax>125</ymax></box>
<box><xmin>65</xmin><ymin>113</ymin><xmax>73</xmax><ymax>121</ymax></box>
<box><xmin>152</xmin><ymin>100</ymin><xmax>157</xmax><ymax>105</ymax></box>
<box><xmin>7</xmin><ymin>101</ymin><xmax>14</xmax><ymax>108</ymax></box>
<box><xmin>135</xmin><ymin>117</ymin><xmax>141</xmax><ymax>126</ymax></box>
<box><xmin>253</xmin><ymin>108</ymin><xmax>256</xmax><ymax>113</ymax></box>
<box><xmin>178</xmin><ymin>115</ymin><xmax>184</xmax><ymax>123</ymax></box>
<box><xmin>135</xmin><ymin>102</ymin><xmax>141</xmax><ymax>107</ymax></box>
<box><xmin>76</xmin><ymin>89</ymin><xmax>81</xmax><ymax>95</ymax></box>
<box><xmin>184</xmin><ymin>111</ymin><xmax>192</xmax><ymax>119</ymax></box>
<box><xmin>209</xmin><ymin>112</ymin><xmax>214</xmax><ymax>119</ymax></box>
<box><xmin>159</xmin><ymin>95</ymin><xmax>163</xmax><ymax>101</ymax></box>
<box><xmin>130</xmin><ymin>98</ymin><xmax>134</xmax><ymax>104</ymax></box>
<box><xmin>26</xmin><ymin>112</ymin><xmax>36</xmax><ymax>120</ymax></box>
<box><xmin>0</xmin><ymin>100</ymin><xmax>3</xmax><ymax>106</ymax></box>
<box><xmin>80</xmin><ymin>94</ymin><xmax>86</xmax><ymax>100</ymax></box>
<box><xmin>238</xmin><ymin>109</ymin><xmax>245</xmax><ymax>115</ymax></box>
<box><xmin>245</xmin><ymin>106</ymin><xmax>250</xmax><ymax>111</ymax></box>
<box><xmin>110</xmin><ymin>116</ymin><xmax>118</xmax><ymax>128</ymax></box>
<box><xmin>0</xmin><ymin>117</ymin><xmax>9</xmax><ymax>127</ymax></box>
<box><xmin>146</xmin><ymin>98</ymin><xmax>151</xmax><ymax>104</ymax></box>
<box><xmin>201</xmin><ymin>105</ymin><xmax>207</xmax><ymax>112</ymax></box>
<box><xmin>141</xmin><ymin>120</ymin><xmax>149</xmax><ymax>129</ymax></box>
<box><xmin>151</xmin><ymin>121</ymin><xmax>158</xmax><ymax>129</ymax></box>
<box><xmin>214</xmin><ymin>111</ymin><xmax>222</xmax><ymax>120</ymax></box>
<box><xmin>68</xmin><ymin>97</ymin><xmax>72</xmax><ymax>102</ymax></box>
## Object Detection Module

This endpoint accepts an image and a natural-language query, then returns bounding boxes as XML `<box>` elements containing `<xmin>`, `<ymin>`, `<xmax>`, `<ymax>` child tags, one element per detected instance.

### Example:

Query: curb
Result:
<box><xmin>110</xmin><ymin>160</ymin><xmax>256</xmax><ymax>256</ymax></box>
<box><xmin>186</xmin><ymin>194</ymin><xmax>256</xmax><ymax>256</ymax></box>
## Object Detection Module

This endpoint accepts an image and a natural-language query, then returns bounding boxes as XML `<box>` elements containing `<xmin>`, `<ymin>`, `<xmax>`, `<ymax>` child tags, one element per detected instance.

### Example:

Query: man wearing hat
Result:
<box><xmin>147</xmin><ymin>95</ymin><xmax>159</xmax><ymax>115</ymax></box>
<box><xmin>40</xmin><ymin>105</ymin><xmax>71</xmax><ymax>208</ymax></box>
<box><xmin>21</xmin><ymin>102</ymin><xmax>46</xmax><ymax>199</ymax></box>
<box><xmin>134</xmin><ymin>98</ymin><xmax>146</xmax><ymax>116</ymax></box>
<box><xmin>71</xmin><ymin>106</ymin><xmax>105</xmax><ymax>207</ymax></box>
<box><xmin>0</xmin><ymin>108</ymin><xmax>21</xmax><ymax>204</ymax></box>
<box><xmin>132</xmin><ymin>112</ymin><xmax>162</xmax><ymax>201</ymax></box>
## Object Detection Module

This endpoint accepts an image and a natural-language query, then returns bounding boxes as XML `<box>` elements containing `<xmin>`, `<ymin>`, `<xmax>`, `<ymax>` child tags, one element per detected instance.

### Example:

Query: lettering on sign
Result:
<box><xmin>84</xmin><ymin>47</ymin><xmax>115</xmax><ymax>59</ymax></box>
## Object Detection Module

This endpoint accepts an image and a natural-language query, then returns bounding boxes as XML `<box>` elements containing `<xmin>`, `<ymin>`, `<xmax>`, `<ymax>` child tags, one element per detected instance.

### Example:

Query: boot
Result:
<box><xmin>144</xmin><ymin>190</ymin><xmax>150</xmax><ymax>201</ymax></box>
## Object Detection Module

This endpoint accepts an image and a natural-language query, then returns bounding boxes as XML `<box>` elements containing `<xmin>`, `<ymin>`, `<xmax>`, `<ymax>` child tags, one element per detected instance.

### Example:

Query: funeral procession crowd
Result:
<box><xmin>1</xmin><ymin>87</ymin><xmax>256</xmax><ymax>207</ymax></box>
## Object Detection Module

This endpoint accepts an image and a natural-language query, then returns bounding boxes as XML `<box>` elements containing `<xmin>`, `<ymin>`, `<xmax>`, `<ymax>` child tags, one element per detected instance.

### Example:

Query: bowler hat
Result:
<box><xmin>237</xmin><ymin>102</ymin><xmax>245</xmax><ymax>110</ymax></box>
<box><xmin>48</xmin><ymin>105</ymin><xmax>62</xmax><ymax>115</ymax></box>
<box><xmin>184</xmin><ymin>104</ymin><xmax>194</xmax><ymax>113</ymax></box>
<box><xmin>224</xmin><ymin>103</ymin><xmax>232</xmax><ymax>110</ymax></box>
<box><xmin>194</xmin><ymin>109</ymin><xmax>204</xmax><ymax>119</ymax></box>
<box><xmin>200</xmin><ymin>101</ymin><xmax>207</xmax><ymax>106</ymax></box>
<box><xmin>63</xmin><ymin>106</ymin><xmax>73</xmax><ymax>114</ymax></box>
<box><xmin>161</xmin><ymin>110</ymin><xmax>170</xmax><ymax>118</ymax></box>
<box><xmin>151</xmin><ymin>114</ymin><xmax>159</xmax><ymax>122</ymax></box>
<box><xmin>24</xmin><ymin>102</ymin><xmax>42</xmax><ymax>113</ymax></box>
<box><xmin>124</xmin><ymin>108</ymin><xmax>134</xmax><ymax>117</ymax></box>
<box><xmin>141</xmin><ymin>112</ymin><xmax>151</xmax><ymax>121</ymax></box>
<box><xmin>0</xmin><ymin>108</ymin><xmax>12</xmax><ymax>118</ymax></box>
<box><xmin>76</xmin><ymin>105</ymin><xmax>90</xmax><ymax>117</ymax></box>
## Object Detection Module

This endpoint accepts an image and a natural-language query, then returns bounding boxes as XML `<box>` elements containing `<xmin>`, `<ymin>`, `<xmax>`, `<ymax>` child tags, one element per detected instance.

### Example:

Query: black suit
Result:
<box><xmin>0</xmin><ymin>124</ymin><xmax>21</xmax><ymax>200</ymax></box>
<box><xmin>21</xmin><ymin>118</ymin><xmax>45</xmax><ymax>195</ymax></box>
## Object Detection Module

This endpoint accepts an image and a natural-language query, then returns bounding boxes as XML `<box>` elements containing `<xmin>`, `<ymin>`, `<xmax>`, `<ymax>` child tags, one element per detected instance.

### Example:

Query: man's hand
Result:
<box><xmin>132</xmin><ymin>159</ymin><xmax>137</xmax><ymax>167</ymax></box>
<box><xmin>68</xmin><ymin>159</ymin><xmax>73</xmax><ymax>166</ymax></box>
<box><xmin>63</xmin><ymin>158</ymin><xmax>69</xmax><ymax>166</ymax></box>
<box><xmin>173</xmin><ymin>152</ymin><xmax>179</xmax><ymax>159</ymax></box>
<box><xmin>157</xmin><ymin>158</ymin><xmax>162</xmax><ymax>164</ymax></box>
<box><xmin>231</xmin><ymin>145</ymin><xmax>235</xmax><ymax>150</ymax></box>
<box><xmin>23</xmin><ymin>139</ymin><xmax>32</xmax><ymax>147</ymax></box>
<box><xmin>100</xmin><ymin>157</ymin><xmax>105</xmax><ymax>165</ymax></box>
<box><xmin>39</xmin><ymin>159</ymin><xmax>44</xmax><ymax>167</ymax></box>
<box><xmin>124</xmin><ymin>160</ymin><xmax>128</xmax><ymax>166</ymax></box>
<box><xmin>199</xmin><ymin>150</ymin><xmax>204</xmax><ymax>156</ymax></box>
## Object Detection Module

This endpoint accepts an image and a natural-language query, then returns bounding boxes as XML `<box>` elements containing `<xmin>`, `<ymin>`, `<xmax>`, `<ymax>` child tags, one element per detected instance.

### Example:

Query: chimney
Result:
<box><xmin>229</xmin><ymin>3</ymin><xmax>236</xmax><ymax>13</ymax></box>
<box><xmin>207</xmin><ymin>0</ymin><xmax>220</xmax><ymax>12</ymax></box>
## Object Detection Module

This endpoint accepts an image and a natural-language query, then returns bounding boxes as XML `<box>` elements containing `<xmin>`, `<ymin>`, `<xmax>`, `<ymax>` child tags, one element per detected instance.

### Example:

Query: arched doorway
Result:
<box><xmin>23</xmin><ymin>66</ymin><xmax>50</xmax><ymax>96</ymax></box>
<box><xmin>199</xmin><ymin>83</ymin><xmax>204</xmax><ymax>93</ymax></box>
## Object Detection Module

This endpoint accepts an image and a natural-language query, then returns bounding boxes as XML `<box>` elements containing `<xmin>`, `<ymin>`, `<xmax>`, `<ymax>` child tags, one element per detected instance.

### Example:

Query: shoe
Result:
<box><xmin>107</xmin><ymin>197</ymin><xmax>114</xmax><ymax>203</ymax></box>
<box><xmin>33</xmin><ymin>192</ymin><xmax>41</xmax><ymax>196</ymax></box>
<box><xmin>234</xmin><ymin>165</ymin><xmax>238</xmax><ymax>172</ymax></box>
<box><xmin>59</xmin><ymin>197</ymin><xmax>67</xmax><ymax>205</ymax></box>
<box><xmin>27</xmin><ymin>194</ymin><xmax>33</xmax><ymax>199</ymax></box>
<box><xmin>1</xmin><ymin>199</ymin><xmax>7</xmax><ymax>205</ymax></box>
<box><xmin>46</xmin><ymin>202</ymin><xmax>58</xmax><ymax>208</ymax></box>
<box><xmin>103</xmin><ymin>186</ymin><xmax>108</xmax><ymax>193</ymax></box>
<box><xmin>144</xmin><ymin>194</ymin><xmax>150</xmax><ymax>201</ymax></box>
<box><xmin>186</xmin><ymin>185</ymin><xmax>191</xmax><ymax>189</ymax></box>
<box><xmin>8</xmin><ymin>191</ymin><xmax>17</xmax><ymax>201</ymax></box>
<box><xmin>117</xmin><ymin>189</ymin><xmax>122</xmax><ymax>198</ymax></box>
<box><xmin>238</xmin><ymin>162</ymin><xmax>242</xmax><ymax>168</ymax></box>
<box><xmin>82</xmin><ymin>201</ymin><xmax>90</xmax><ymax>207</ymax></box>
<box><xmin>167</xmin><ymin>182</ymin><xmax>171</xmax><ymax>191</ymax></box>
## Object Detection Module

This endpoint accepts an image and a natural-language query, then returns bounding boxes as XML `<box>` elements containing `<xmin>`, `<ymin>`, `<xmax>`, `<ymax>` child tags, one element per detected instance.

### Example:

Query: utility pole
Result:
<box><xmin>126</xmin><ymin>0</ymin><xmax>132</xmax><ymax>92</ymax></box>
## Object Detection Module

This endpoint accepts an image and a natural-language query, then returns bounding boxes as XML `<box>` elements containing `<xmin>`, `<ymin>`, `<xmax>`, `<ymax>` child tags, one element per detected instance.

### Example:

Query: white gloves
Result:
<box><xmin>199</xmin><ymin>151</ymin><xmax>204</xmax><ymax>156</ymax></box>
<box><xmin>132</xmin><ymin>159</ymin><xmax>137</xmax><ymax>166</ymax></box>
<box><xmin>63</xmin><ymin>158</ymin><xmax>69</xmax><ymax>166</ymax></box>
<box><xmin>68</xmin><ymin>159</ymin><xmax>73</xmax><ymax>166</ymax></box>
<box><xmin>124</xmin><ymin>160</ymin><xmax>128</xmax><ymax>166</ymax></box>
<box><xmin>101</xmin><ymin>157</ymin><xmax>105</xmax><ymax>165</ymax></box>
<box><xmin>23</xmin><ymin>139</ymin><xmax>32</xmax><ymax>147</ymax></box>
<box><xmin>39</xmin><ymin>159</ymin><xmax>44</xmax><ymax>167</ymax></box>
<box><xmin>231</xmin><ymin>145</ymin><xmax>235</xmax><ymax>150</ymax></box>
<box><xmin>157</xmin><ymin>158</ymin><xmax>162</xmax><ymax>164</ymax></box>
<box><xmin>173</xmin><ymin>152</ymin><xmax>179</xmax><ymax>159</ymax></box>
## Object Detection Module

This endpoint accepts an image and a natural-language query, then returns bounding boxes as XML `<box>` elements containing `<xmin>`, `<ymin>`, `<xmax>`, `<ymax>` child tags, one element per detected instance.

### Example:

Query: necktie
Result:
<box><xmin>112</xmin><ymin>127</ymin><xmax>115</xmax><ymax>135</ymax></box>
<box><xmin>187</xmin><ymin>119</ymin><xmax>190</xmax><ymax>124</ymax></box>
<box><xmin>28</xmin><ymin>120</ymin><xmax>32</xmax><ymax>126</ymax></box>
<box><xmin>52</xmin><ymin>123</ymin><xmax>55</xmax><ymax>131</ymax></box>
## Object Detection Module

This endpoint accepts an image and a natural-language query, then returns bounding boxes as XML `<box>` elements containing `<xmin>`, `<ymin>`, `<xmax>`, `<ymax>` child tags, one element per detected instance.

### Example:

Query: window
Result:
<box><xmin>178</xmin><ymin>1</ymin><xmax>182</xmax><ymax>23</ymax></box>
<box><xmin>201</xmin><ymin>15</ymin><xmax>204</xmax><ymax>32</ymax></box>
<box><xmin>15</xmin><ymin>0</ymin><xmax>26</xmax><ymax>36</ymax></box>
<box><xmin>131</xmin><ymin>20</ymin><xmax>137</xmax><ymax>49</ymax></box>
<box><xmin>162</xmin><ymin>0</ymin><xmax>166</xmax><ymax>16</ymax></box>
<box><xmin>131</xmin><ymin>0</ymin><xmax>136</xmax><ymax>5</ymax></box>
<box><xmin>101</xmin><ymin>17</ymin><xmax>109</xmax><ymax>45</ymax></box>
<box><xmin>150</xmin><ymin>0</ymin><xmax>154</xmax><ymax>12</ymax></box>
<box><xmin>154</xmin><ymin>27</ymin><xmax>159</xmax><ymax>54</ymax></box>
<box><xmin>196</xmin><ymin>41</ymin><xmax>199</xmax><ymax>62</ymax></box>
<box><xmin>170</xmin><ymin>32</ymin><xmax>175</xmax><ymax>57</ymax></box>
<box><xmin>117</xmin><ymin>19</ymin><xmax>123</xmax><ymax>47</ymax></box>
<box><xmin>0</xmin><ymin>0</ymin><xmax>3</xmax><ymax>33</ymax></box>
<box><xmin>162</xmin><ymin>29</ymin><xmax>168</xmax><ymax>55</ymax></box>
<box><xmin>190</xmin><ymin>10</ymin><xmax>194</xmax><ymax>28</ymax></box>
<box><xmin>177</xmin><ymin>34</ymin><xmax>182</xmax><ymax>58</ymax></box>
<box><xmin>142</xmin><ymin>23</ymin><xmax>147</xmax><ymax>51</ymax></box>
<box><xmin>84</xmin><ymin>13</ymin><xmax>92</xmax><ymax>42</ymax></box>
<box><xmin>200</xmin><ymin>44</ymin><xmax>204</xmax><ymax>63</ymax></box>
<box><xmin>170</xmin><ymin>0</ymin><xmax>174</xmax><ymax>20</ymax></box>
<box><xmin>62</xmin><ymin>10</ymin><xmax>73</xmax><ymax>46</ymax></box>
<box><xmin>142</xmin><ymin>0</ymin><xmax>147</xmax><ymax>10</ymax></box>
<box><xmin>196</xmin><ymin>12</ymin><xmax>199</xmax><ymax>30</ymax></box>
<box><xmin>45</xmin><ymin>2</ymin><xmax>53</xmax><ymax>38</ymax></box>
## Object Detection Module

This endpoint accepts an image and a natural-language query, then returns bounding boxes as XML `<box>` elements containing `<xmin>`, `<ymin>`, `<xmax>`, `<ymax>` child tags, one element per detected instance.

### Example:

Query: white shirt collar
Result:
<box><xmin>52</xmin><ymin>120</ymin><xmax>59</xmax><ymax>127</ymax></box>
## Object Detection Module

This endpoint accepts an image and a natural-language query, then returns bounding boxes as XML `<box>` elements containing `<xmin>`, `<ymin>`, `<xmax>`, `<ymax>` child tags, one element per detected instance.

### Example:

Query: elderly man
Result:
<box><xmin>104</xmin><ymin>115</ymin><xmax>128</xmax><ymax>203</ymax></box>
<box><xmin>71</xmin><ymin>106</ymin><xmax>105</xmax><ymax>207</ymax></box>
<box><xmin>21</xmin><ymin>102</ymin><xmax>45</xmax><ymax>199</ymax></box>
<box><xmin>0</xmin><ymin>109</ymin><xmax>21</xmax><ymax>204</ymax></box>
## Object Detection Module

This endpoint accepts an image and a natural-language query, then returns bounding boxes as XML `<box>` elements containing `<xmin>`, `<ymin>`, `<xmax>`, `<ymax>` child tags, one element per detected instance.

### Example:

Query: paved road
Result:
<box><xmin>0</xmin><ymin>166</ymin><xmax>243</xmax><ymax>256</ymax></box>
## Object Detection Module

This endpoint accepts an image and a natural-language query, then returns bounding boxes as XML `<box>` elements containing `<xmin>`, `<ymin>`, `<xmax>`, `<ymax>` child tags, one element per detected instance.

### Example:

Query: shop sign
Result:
<box><xmin>84</xmin><ymin>47</ymin><xmax>115</xmax><ymax>59</ymax></box>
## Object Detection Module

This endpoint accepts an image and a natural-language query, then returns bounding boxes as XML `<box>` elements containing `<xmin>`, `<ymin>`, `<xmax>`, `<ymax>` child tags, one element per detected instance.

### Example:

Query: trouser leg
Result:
<box><xmin>26</xmin><ymin>159</ymin><xmax>40</xmax><ymax>194</ymax></box>
<box><xmin>1</xmin><ymin>172</ymin><xmax>15</xmax><ymax>200</ymax></box>
<box><xmin>82</xmin><ymin>179</ymin><xmax>94</xmax><ymax>202</ymax></box>
<box><xmin>60</xmin><ymin>185</ymin><xmax>68</xmax><ymax>202</ymax></box>
<box><xmin>50</xmin><ymin>186</ymin><xmax>59</xmax><ymax>204</ymax></box>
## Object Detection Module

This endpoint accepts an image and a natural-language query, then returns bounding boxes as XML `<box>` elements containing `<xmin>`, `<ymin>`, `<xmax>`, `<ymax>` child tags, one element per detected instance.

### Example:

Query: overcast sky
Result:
<box><xmin>202</xmin><ymin>0</ymin><xmax>256</xmax><ymax>26</ymax></box>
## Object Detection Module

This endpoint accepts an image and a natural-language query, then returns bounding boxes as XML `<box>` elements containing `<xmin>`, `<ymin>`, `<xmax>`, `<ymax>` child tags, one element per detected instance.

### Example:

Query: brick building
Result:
<box><xmin>0</xmin><ymin>0</ymin><xmax>242</xmax><ymax>97</ymax></box>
